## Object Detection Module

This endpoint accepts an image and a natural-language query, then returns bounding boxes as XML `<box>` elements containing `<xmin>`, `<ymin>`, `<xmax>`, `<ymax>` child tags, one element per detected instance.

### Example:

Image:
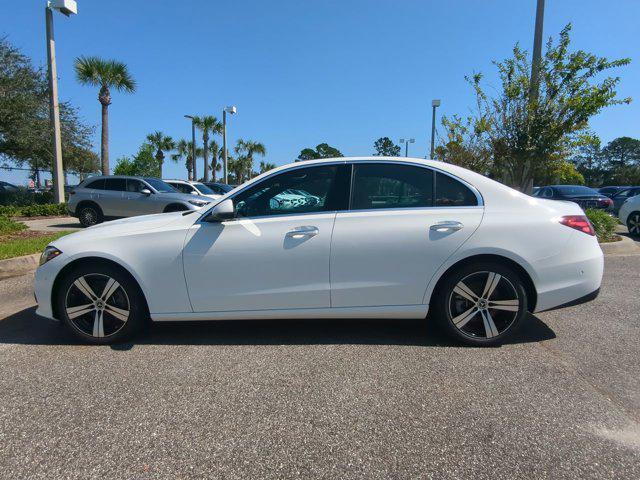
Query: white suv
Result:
<box><xmin>619</xmin><ymin>194</ymin><xmax>640</xmax><ymax>237</ymax></box>
<box><xmin>164</xmin><ymin>180</ymin><xmax>222</xmax><ymax>199</ymax></box>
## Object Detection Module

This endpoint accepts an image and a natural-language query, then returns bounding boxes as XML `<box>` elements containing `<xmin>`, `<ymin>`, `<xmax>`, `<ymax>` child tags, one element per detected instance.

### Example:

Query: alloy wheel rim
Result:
<box><xmin>65</xmin><ymin>273</ymin><xmax>130</xmax><ymax>338</ymax></box>
<box><xmin>81</xmin><ymin>208</ymin><xmax>97</xmax><ymax>225</ymax></box>
<box><xmin>448</xmin><ymin>271</ymin><xmax>520</xmax><ymax>339</ymax></box>
<box><xmin>629</xmin><ymin>214</ymin><xmax>640</xmax><ymax>234</ymax></box>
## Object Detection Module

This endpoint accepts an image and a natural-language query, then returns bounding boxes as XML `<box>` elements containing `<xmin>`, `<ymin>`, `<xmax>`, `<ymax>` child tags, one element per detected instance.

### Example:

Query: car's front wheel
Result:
<box><xmin>627</xmin><ymin>212</ymin><xmax>640</xmax><ymax>237</ymax></box>
<box><xmin>55</xmin><ymin>263</ymin><xmax>146</xmax><ymax>344</ymax></box>
<box><xmin>432</xmin><ymin>262</ymin><xmax>528</xmax><ymax>346</ymax></box>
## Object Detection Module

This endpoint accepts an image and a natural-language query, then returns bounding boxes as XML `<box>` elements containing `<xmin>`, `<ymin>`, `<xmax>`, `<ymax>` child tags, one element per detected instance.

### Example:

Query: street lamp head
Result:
<box><xmin>409</xmin><ymin>138</ymin><xmax>415</xmax><ymax>143</ymax></box>
<box><xmin>224</xmin><ymin>106</ymin><xmax>237</xmax><ymax>115</ymax></box>
<box><xmin>49</xmin><ymin>0</ymin><xmax>77</xmax><ymax>16</ymax></box>
<box><xmin>399</xmin><ymin>138</ymin><xmax>405</xmax><ymax>144</ymax></box>
<box><xmin>184</xmin><ymin>115</ymin><xmax>194</xmax><ymax>120</ymax></box>
<box><xmin>432</xmin><ymin>99</ymin><xmax>441</xmax><ymax>107</ymax></box>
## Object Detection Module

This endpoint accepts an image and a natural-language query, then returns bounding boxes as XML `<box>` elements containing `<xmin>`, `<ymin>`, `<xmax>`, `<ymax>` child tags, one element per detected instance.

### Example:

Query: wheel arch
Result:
<box><xmin>51</xmin><ymin>256</ymin><xmax>150</xmax><ymax>321</ymax></box>
<box><xmin>75</xmin><ymin>200</ymin><xmax>103</xmax><ymax>217</ymax></box>
<box><xmin>426</xmin><ymin>253</ymin><xmax>538</xmax><ymax>313</ymax></box>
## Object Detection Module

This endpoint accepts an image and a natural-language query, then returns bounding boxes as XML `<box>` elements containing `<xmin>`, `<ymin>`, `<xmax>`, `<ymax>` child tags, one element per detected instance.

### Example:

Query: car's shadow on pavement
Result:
<box><xmin>0</xmin><ymin>307</ymin><xmax>555</xmax><ymax>349</ymax></box>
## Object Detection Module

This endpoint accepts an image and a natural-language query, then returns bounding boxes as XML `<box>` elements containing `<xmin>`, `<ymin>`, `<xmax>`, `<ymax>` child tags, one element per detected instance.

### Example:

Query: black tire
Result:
<box><xmin>164</xmin><ymin>203</ymin><xmax>188</xmax><ymax>213</ymax></box>
<box><xmin>55</xmin><ymin>263</ymin><xmax>146</xmax><ymax>344</ymax></box>
<box><xmin>431</xmin><ymin>262</ymin><xmax>528</xmax><ymax>347</ymax></box>
<box><xmin>77</xmin><ymin>203</ymin><xmax>102</xmax><ymax>227</ymax></box>
<box><xmin>627</xmin><ymin>211</ymin><xmax>640</xmax><ymax>237</ymax></box>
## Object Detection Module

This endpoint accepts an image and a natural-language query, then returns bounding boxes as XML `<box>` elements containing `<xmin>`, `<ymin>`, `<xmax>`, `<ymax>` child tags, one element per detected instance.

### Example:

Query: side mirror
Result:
<box><xmin>204</xmin><ymin>198</ymin><xmax>235</xmax><ymax>222</ymax></box>
<box><xmin>140</xmin><ymin>188</ymin><xmax>152</xmax><ymax>196</ymax></box>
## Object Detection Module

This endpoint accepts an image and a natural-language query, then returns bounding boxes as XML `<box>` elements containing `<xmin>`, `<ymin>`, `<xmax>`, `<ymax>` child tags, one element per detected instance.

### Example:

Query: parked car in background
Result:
<box><xmin>532</xmin><ymin>186</ymin><xmax>540</xmax><ymax>195</ymax></box>
<box><xmin>68</xmin><ymin>176</ymin><xmax>211</xmax><ymax>227</ymax></box>
<box><xmin>598</xmin><ymin>186</ymin><xmax>631</xmax><ymax>198</ymax></box>
<box><xmin>36</xmin><ymin>157</ymin><xmax>603</xmax><ymax>347</ymax></box>
<box><xmin>0</xmin><ymin>180</ymin><xmax>20</xmax><ymax>193</ymax></box>
<box><xmin>164</xmin><ymin>179</ymin><xmax>222</xmax><ymax>199</ymax></box>
<box><xmin>618</xmin><ymin>194</ymin><xmax>640</xmax><ymax>237</ymax></box>
<box><xmin>202</xmin><ymin>182</ymin><xmax>235</xmax><ymax>196</ymax></box>
<box><xmin>609</xmin><ymin>186</ymin><xmax>640</xmax><ymax>215</ymax></box>
<box><xmin>533</xmin><ymin>185</ymin><xmax>613</xmax><ymax>210</ymax></box>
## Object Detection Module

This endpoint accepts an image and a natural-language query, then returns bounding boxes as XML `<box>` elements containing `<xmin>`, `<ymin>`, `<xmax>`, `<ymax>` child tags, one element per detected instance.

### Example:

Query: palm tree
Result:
<box><xmin>208</xmin><ymin>140</ymin><xmax>224</xmax><ymax>178</ymax></box>
<box><xmin>193</xmin><ymin>116</ymin><xmax>222</xmax><ymax>182</ymax></box>
<box><xmin>146</xmin><ymin>131</ymin><xmax>175</xmax><ymax>178</ymax></box>
<box><xmin>74</xmin><ymin>56</ymin><xmax>136</xmax><ymax>175</ymax></box>
<box><xmin>234</xmin><ymin>139</ymin><xmax>266</xmax><ymax>182</ymax></box>
<box><xmin>259</xmin><ymin>161</ymin><xmax>277</xmax><ymax>174</ymax></box>
<box><xmin>172</xmin><ymin>140</ymin><xmax>203</xmax><ymax>180</ymax></box>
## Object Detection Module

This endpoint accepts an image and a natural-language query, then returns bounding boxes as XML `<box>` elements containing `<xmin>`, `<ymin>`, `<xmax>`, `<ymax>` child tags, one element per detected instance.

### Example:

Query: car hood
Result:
<box><xmin>53</xmin><ymin>212</ymin><xmax>193</xmax><ymax>248</ymax></box>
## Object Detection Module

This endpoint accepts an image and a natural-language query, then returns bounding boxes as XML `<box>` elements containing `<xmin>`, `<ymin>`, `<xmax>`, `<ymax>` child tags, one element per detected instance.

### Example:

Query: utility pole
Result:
<box><xmin>45</xmin><ymin>5</ymin><xmax>65</xmax><ymax>203</ymax></box>
<box><xmin>185</xmin><ymin>115</ymin><xmax>196</xmax><ymax>180</ymax></box>
<box><xmin>430</xmin><ymin>99</ymin><xmax>441</xmax><ymax>159</ymax></box>
<box><xmin>529</xmin><ymin>0</ymin><xmax>545</xmax><ymax>101</ymax></box>
<box><xmin>222</xmin><ymin>106</ymin><xmax>236</xmax><ymax>184</ymax></box>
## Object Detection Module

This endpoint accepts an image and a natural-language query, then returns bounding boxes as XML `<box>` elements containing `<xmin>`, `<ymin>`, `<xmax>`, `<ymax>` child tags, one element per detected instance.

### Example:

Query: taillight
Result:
<box><xmin>599</xmin><ymin>197</ymin><xmax>612</xmax><ymax>206</ymax></box>
<box><xmin>559</xmin><ymin>215</ymin><xmax>595</xmax><ymax>236</ymax></box>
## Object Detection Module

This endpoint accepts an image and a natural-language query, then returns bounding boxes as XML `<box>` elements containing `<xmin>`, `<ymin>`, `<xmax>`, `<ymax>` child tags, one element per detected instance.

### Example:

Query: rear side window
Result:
<box><xmin>104</xmin><ymin>179</ymin><xmax>126</xmax><ymax>191</ymax></box>
<box><xmin>351</xmin><ymin>164</ymin><xmax>433</xmax><ymax>210</ymax></box>
<box><xmin>171</xmin><ymin>183</ymin><xmax>194</xmax><ymax>194</ymax></box>
<box><xmin>84</xmin><ymin>179</ymin><xmax>105</xmax><ymax>190</ymax></box>
<box><xmin>435</xmin><ymin>172</ymin><xmax>478</xmax><ymax>206</ymax></box>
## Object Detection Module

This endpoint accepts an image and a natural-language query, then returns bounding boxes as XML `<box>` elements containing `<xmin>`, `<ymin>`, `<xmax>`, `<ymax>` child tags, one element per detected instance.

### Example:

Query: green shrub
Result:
<box><xmin>0</xmin><ymin>189</ymin><xmax>56</xmax><ymax>206</ymax></box>
<box><xmin>0</xmin><ymin>215</ymin><xmax>27</xmax><ymax>235</ymax></box>
<box><xmin>0</xmin><ymin>203</ymin><xmax>67</xmax><ymax>217</ymax></box>
<box><xmin>585</xmin><ymin>208</ymin><xmax>618</xmax><ymax>243</ymax></box>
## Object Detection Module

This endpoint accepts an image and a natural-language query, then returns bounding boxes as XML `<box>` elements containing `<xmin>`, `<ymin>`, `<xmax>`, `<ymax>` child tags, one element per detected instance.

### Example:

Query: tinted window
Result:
<box><xmin>84</xmin><ymin>179</ymin><xmax>105</xmax><ymax>190</ymax></box>
<box><xmin>144</xmin><ymin>178</ymin><xmax>176</xmax><ymax>193</ymax></box>
<box><xmin>104</xmin><ymin>178</ymin><xmax>126</xmax><ymax>191</ymax></box>
<box><xmin>234</xmin><ymin>165</ymin><xmax>349</xmax><ymax>218</ymax></box>
<box><xmin>351</xmin><ymin>164</ymin><xmax>433</xmax><ymax>210</ymax></box>
<box><xmin>126</xmin><ymin>179</ymin><xmax>147</xmax><ymax>193</ymax></box>
<box><xmin>193</xmin><ymin>183</ymin><xmax>215</xmax><ymax>195</ymax></box>
<box><xmin>554</xmin><ymin>186</ymin><xmax>598</xmax><ymax>195</ymax></box>
<box><xmin>171</xmin><ymin>182</ymin><xmax>194</xmax><ymax>194</ymax></box>
<box><xmin>435</xmin><ymin>172</ymin><xmax>478</xmax><ymax>206</ymax></box>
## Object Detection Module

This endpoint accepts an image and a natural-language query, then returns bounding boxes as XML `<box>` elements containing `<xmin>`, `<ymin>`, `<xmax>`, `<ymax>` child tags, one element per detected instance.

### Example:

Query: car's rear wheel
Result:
<box><xmin>627</xmin><ymin>212</ymin><xmax>640</xmax><ymax>237</ymax></box>
<box><xmin>55</xmin><ymin>264</ymin><xmax>145</xmax><ymax>344</ymax></box>
<box><xmin>432</xmin><ymin>262</ymin><xmax>528</xmax><ymax>346</ymax></box>
<box><xmin>78</xmin><ymin>204</ymin><xmax>102</xmax><ymax>227</ymax></box>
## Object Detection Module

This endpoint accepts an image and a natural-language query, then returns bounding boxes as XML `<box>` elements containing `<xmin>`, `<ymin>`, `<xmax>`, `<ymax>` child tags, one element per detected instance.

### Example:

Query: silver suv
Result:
<box><xmin>68</xmin><ymin>176</ymin><xmax>211</xmax><ymax>227</ymax></box>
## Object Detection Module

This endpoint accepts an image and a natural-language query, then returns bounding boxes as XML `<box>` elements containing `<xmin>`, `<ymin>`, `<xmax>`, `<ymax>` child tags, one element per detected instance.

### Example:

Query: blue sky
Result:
<box><xmin>3</xmin><ymin>0</ymin><xmax>639</xmax><ymax>185</ymax></box>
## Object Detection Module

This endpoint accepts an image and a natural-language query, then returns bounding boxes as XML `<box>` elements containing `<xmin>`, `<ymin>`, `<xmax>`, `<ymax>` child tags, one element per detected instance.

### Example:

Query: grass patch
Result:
<box><xmin>0</xmin><ymin>231</ymin><xmax>71</xmax><ymax>260</ymax></box>
<box><xmin>0</xmin><ymin>216</ymin><xmax>27</xmax><ymax>235</ymax></box>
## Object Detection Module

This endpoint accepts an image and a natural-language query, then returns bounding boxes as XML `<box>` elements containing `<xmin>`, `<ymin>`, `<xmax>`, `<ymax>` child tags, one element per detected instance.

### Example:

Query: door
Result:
<box><xmin>330</xmin><ymin>163</ymin><xmax>484</xmax><ymax>307</ymax></box>
<box><xmin>97</xmin><ymin>178</ymin><xmax>127</xmax><ymax>216</ymax></box>
<box><xmin>123</xmin><ymin>179</ymin><xmax>161</xmax><ymax>216</ymax></box>
<box><xmin>182</xmin><ymin>164</ymin><xmax>350</xmax><ymax>312</ymax></box>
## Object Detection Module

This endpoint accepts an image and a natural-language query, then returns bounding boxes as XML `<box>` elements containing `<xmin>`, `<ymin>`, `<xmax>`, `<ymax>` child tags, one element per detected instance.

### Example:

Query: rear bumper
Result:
<box><xmin>538</xmin><ymin>287</ymin><xmax>600</xmax><ymax>313</ymax></box>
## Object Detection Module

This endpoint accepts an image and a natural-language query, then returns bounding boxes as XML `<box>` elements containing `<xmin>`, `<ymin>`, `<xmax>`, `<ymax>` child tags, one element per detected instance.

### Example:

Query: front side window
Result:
<box><xmin>104</xmin><ymin>178</ymin><xmax>126</xmax><ymax>191</ymax></box>
<box><xmin>171</xmin><ymin>182</ymin><xmax>194</xmax><ymax>194</ymax></box>
<box><xmin>435</xmin><ymin>172</ymin><xmax>478</xmax><ymax>206</ymax></box>
<box><xmin>126</xmin><ymin>179</ymin><xmax>146</xmax><ymax>193</ymax></box>
<box><xmin>234</xmin><ymin>165</ymin><xmax>349</xmax><ymax>218</ymax></box>
<box><xmin>351</xmin><ymin>164</ymin><xmax>433</xmax><ymax>210</ymax></box>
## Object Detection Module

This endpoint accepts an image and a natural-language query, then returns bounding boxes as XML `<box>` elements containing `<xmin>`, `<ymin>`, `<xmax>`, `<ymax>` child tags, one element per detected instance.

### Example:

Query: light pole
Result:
<box><xmin>430</xmin><ymin>99</ymin><xmax>441</xmax><ymax>159</ymax></box>
<box><xmin>222</xmin><ymin>106</ymin><xmax>236</xmax><ymax>184</ymax></box>
<box><xmin>184</xmin><ymin>115</ymin><xmax>196</xmax><ymax>180</ymax></box>
<box><xmin>399</xmin><ymin>138</ymin><xmax>415</xmax><ymax>157</ymax></box>
<box><xmin>45</xmin><ymin>0</ymin><xmax>77</xmax><ymax>204</ymax></box>
<box><xmin>530</xmin><ymin>0</ymin><xmax>545</xmax><ymax>101</ymax></box>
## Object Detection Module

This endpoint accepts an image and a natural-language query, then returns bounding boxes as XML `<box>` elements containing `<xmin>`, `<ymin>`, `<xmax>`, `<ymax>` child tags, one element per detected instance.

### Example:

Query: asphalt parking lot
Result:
<box><xmin>0</xmin><ymin>254</ymin><xmax>639</xmax><ymax>479</ymax></box>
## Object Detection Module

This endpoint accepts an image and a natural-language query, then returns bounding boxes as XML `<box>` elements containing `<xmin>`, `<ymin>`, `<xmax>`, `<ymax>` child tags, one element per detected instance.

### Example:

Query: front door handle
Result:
<box><xmin>430</xmin><ymin>221</ymin><xmax>464</xmax><ymax>232</ymax></box>
<box><xmin>286</xmin><ymin>226</ymin><xmax>319</xmax><ymax>238</ymax></box>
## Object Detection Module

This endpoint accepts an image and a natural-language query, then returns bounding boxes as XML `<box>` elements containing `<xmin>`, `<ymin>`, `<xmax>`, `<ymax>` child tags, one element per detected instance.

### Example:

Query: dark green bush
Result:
<box><xmin>585</xmin><ymin>208</ymin><xmax>618</xmax><ymax>242</ymax></box>
<box><xmin>0</xmin><ymin>203</ymin><xmax>67</xmax><ymax>217</ymax></box>
<box><xmin>0</xmin><ymin>189</ymin><xmax>56</xmax><ymax>206</ymax></box>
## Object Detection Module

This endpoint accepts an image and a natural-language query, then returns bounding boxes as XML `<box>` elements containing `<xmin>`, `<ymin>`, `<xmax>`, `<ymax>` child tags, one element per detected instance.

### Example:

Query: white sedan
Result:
<box><xmin>619</xmin><ymin>193</ymin><xmax>640</xmax><ymax>237</ymax></box>
<box><xmin>35</xmin><ymin>157</ymin><xmax>603</xmax><ymax>346</ymax></box>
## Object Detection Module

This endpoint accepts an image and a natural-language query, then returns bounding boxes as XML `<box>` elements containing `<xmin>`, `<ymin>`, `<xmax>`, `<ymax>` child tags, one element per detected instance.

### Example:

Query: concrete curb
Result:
<box><xmin>0</xmin><ymin>253</ymin><xmax>39</xmax><ymax>279</ymax></box>
<box><xmin>600</xmin><ymin>235</ymin><xmax>640</xmax><ymax>256</ymax></box>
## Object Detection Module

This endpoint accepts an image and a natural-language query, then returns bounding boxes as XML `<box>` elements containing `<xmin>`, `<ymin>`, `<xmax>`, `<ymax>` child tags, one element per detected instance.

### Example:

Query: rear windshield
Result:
<box><xmin>554</xmin><ymin>186</ymin><xmax>598</xmax><ymax>195</ymax></box>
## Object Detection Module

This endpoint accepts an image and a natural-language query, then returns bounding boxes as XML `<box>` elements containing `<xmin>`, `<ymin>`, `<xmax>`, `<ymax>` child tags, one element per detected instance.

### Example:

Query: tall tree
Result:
<box><xmin>259</xmin><ymin>161</ymin><xmax>276</xmax><ymax>174</ymax></box>
<box><xmin>113</xmin><ymin>142</ymin><xmax>159</xmax><ymax>177</ymax></box>
<box><xmin>373</xmin><ymin>137</ymin><xmax>401</xmax><ymax>156</ymax></box>
<box><xmin>437</xmin><ymin>25</ymin><xmax>630</xmax><ymax>192</ymax></box>
<box><xmin>600</xmin><ymin>137</ymin><xmax>640</xmax><ymax>170</ymax></box>
<box><xmin>193</xmin><ymin>116</ymin><xmax>222</xmax><ymax>182</ymax></box>
<box><xmin>146</xmin><ymin>131</ymin><xmax>175</xmax><ymax>178</ymax></box>
<box><xmin>296</xmin><ymin>143</ymin><xmax>342</xmax><ymax>161</ymax></box>
<box><xmin>234</xmin><ymin>139</ymin><xmax>266</xmax><ymax>183</ymax></box>
<box><xmin>74</xmin><ymin>56</ymin><xmax>135</xmax><ymax>175</ymax></box>
<box><xmin>172</xmin><ymin>139</ymin><xmax>202</xmax><ymax>180</ymax></box>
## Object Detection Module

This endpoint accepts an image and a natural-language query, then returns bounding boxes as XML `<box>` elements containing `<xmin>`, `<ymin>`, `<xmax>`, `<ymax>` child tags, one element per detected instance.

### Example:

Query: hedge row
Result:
<box><xmin>0</xmin><ymin>203</ymin><xmax>68</xmax><ymax>217</ymax></box>
<box><xmin>0</xmin><ymin>190</ymin><xmax>59</xmax><ymax>207</ymax></box>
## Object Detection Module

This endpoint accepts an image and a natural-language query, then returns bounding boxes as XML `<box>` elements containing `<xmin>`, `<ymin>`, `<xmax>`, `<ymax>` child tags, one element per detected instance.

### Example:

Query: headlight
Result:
<box><xmin>188</xmin><ymin>200</ymin><xmax>210</xmax><ymax>207</ymax></box>
<box><xmin>39</xmin><ymin>246</ymin><xmax>62</xmax><ymax>266</ymax></box>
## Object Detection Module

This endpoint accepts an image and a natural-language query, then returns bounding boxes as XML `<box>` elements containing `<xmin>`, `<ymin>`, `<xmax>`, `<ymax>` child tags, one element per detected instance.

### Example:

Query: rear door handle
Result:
<box><xmin>430</xmin><ymin>221</ymin><xmax>464</xmax><ymax>232</ymax></box>
<box><xmin>286</xmin><ymin>226</ymin><xmax>319</xmax><ymax>238</ymax></box>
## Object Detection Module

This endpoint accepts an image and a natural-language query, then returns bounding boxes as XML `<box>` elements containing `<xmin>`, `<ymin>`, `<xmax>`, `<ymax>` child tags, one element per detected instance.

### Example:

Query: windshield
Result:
<box><xmin>144</xmin><ymin>178</ymin><xmax>176</xmax><ymax>193</ymax></box>
<box><xmin>555</xmin><ymin>186</ymin><xmax>599</xmax><ymax>196</ymax></box>
<box><xmin>193</xmin><ymin>183</ymin><xmax>216</xmax><ymax>195</ymax></box>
